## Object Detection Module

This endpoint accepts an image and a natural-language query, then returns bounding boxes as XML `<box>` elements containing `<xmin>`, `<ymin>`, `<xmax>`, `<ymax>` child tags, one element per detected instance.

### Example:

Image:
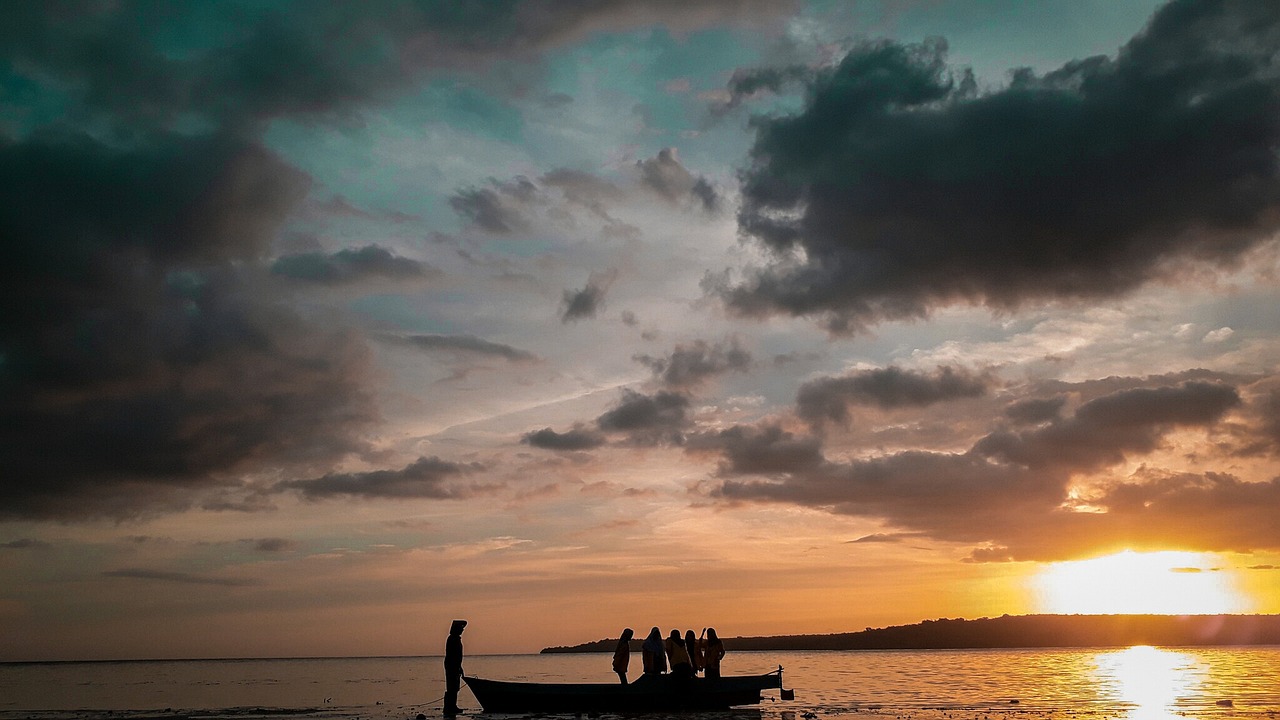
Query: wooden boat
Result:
<box><xmin>464</xmin><ymin>667</ymin><xmax>786</xmax><ymax>713</ymax></box>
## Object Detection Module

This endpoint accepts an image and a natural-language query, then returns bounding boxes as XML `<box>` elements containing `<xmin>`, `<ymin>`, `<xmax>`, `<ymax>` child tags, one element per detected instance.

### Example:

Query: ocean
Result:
<box><xmin>2</xmin><ymin>646</ymin><xmax>1278</xmax><ymax>720</ymax></box>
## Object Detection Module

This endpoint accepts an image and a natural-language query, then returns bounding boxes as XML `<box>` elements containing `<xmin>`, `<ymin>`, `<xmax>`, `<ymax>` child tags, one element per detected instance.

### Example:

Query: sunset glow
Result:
<box><xmin>5</xmin><ymin>0</ymin><xmax>1280</xmax><ymax>663</ymax></box>
<box><xmin>1033</xmin><ymin>551</ymin><xmax>1251</xmax><ymax>615</ymax></box>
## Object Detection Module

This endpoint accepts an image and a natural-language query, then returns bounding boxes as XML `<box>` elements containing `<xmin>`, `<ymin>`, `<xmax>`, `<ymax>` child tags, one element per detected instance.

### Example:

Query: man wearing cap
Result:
<box><xmin>444</xmin><ymin>620</ymin><xmax>466</xmax><ymax>715</ymax></box>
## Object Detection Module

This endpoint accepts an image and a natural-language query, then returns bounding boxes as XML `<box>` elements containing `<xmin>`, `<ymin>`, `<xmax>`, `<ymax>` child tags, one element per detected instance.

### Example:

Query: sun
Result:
<box><xmin>1032</xmin><ymin>550</ymin><xmax>1251</xmax><ymax>615</ymax></box>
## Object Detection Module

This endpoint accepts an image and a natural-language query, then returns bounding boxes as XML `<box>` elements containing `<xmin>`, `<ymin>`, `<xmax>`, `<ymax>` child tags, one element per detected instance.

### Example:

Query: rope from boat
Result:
<box><xmin>419</xmin><ymin>693</ymin><xmax>448</xmax><ymax>707</ymax></box>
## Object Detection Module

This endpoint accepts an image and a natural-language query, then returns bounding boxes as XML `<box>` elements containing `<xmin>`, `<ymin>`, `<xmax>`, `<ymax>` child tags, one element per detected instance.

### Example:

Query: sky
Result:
<box><xmin>3</xmin><ymin>0</ymin><xmax>1280</xmax><ymax>661</ymax></box>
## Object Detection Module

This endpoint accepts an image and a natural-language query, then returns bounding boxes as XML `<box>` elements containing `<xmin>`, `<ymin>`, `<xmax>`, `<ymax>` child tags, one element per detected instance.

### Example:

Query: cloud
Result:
<box><xmin>377</xmin><ymin>333</ymin><xmax>538</xmax><ymax>362</ymax></box>
<box><xmin>561</xmin><ymin>269</ymin><xmax>617</xmax><ymax>322</ymax></box>
<box><xmin>451</xmin><ymin>151</ymin><xmax>720</xmax><ymax>237</ymax></box>
<box><xmin>451</xmin><ymin>152</ymin><xmax>718</xmax><ymax>238</ymax></box>
<box><xmin>633</xmin><ymin>339</ymin><xmax>752</xmax><ymax>388</ymax></box>
<box><xmin>277</xmin><ymin>456</ymin><xmax>490</xmax><ymax>500</ymax></box>
<box><xmin>522</xmin><ymin>425</ymin><xmax>607</xmax><ymax>451</ymax></box>
<box><xmin>522</xmin><ymin>387</ymin><xmax>697</xmax><ymax>452</ymax></box>
<box><xmin>271</xmin><ymin>245</ymin><xmax>435</xmax><ymax>285</ymax></box>
<box><xmin>635</xmin><ymin>147</ymin><xmax>720</xmax><ymax>212</ymax></box>
<box><xmin>708</xmin><ymin>63</ymin><xmax>813</xmax><ymax>117</ymax></box>
<box><xmin>847</xmin><ymin>532</ymin><xmax>926</xmax><ymax>544</ymax></box>
<box><xmin>449</xmin><ymin>177</ymin><xmax>540</xmax><ymax>234</ymax></box>
<box><xmin>974</xmin><ymin>381</ymin><xmax>1241</xmax><ymax>471</ymax></box>
<box><xmin>1203</xmin><ymin>327</ymin><xmax>1235</xmax><ymax>344</ymax></box>
<box><xmin>0</xmin><ymin>132</ymin><xmax>378</xmax><ymax>520</ymax></box>
<box><xmin>723</xmin><ymin>1</ymin><xmax>1280</xmax><ymax>331</ymax></box>
<box><xmin>102</xmin><ymin>569</ymin><xmax>258</xmax><ymax>587</ymax></box>
<box><xmin>706</xmin><ymin>373</ymin><xmax>1269</xmax><ymax>560</ymax></box>
<box><xmin>249</xmin><ymin>538</ymin><xmax>298</xmax><ymax>553</ymax></box>
<box><xmin>540</xmin><ymin>168</ymin><xmax>626</xmax><ymax>220</ymax></box>
<box><xmin>1003</xmin><ymin>397</ymin><xmax>1067</xmax><ymax>425</ymax></box>
<box><xmin>1259</xmin><ymin>388</ymin><xmax>1280</xmax><ymax>452</ymax></box>
<box><xmin>0</xmin><ymin>1</ymin><xmax>750</xmax><ymax>523</ymax></box>
<box><xmin>688</xmin><ymin>423</ymin><xmax>824</xmax><ymax>476</ymax></box>
<box><xmin>597</xmin><ymin>390</ymin><xmax>691</xmax><ymax>434</ymax></box>
<box><xmin>0</xmin><ymin>3</ymin><xmax>792</xmax><ymax>137</ymax></box>
<box><xmin>797</xmin><ymin>366</ymin><xmax>994</xmax><ymax>426</ymax></box>
<box><xmin>0</xmin><ymin>539</ymin><xmax>50</xmax><ymax>550</ymax></box>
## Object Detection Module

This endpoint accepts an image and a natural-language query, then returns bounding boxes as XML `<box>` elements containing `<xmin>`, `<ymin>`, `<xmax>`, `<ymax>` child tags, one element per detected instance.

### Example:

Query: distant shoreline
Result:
<box><xmin>540</xmin><ymin>613</ymin><xmax>1280</xmax><ymax>653</ymax></box>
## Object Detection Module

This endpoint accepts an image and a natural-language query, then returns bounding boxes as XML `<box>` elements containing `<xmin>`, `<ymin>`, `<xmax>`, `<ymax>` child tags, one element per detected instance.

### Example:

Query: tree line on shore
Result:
<box><xmin>541</xmin><ymin>614</ymin><xmax>1280</xmax><ymax>653</ymax></box>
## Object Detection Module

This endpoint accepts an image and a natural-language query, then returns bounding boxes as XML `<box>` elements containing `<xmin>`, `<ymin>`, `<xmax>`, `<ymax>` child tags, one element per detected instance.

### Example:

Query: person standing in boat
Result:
<box><xmin>444</xmin><ymin>619</ymin><xmax>466</xmax><ymax>716</ymax></box>
<box><xmin>703</xmin><ymin>628</ymin><xmax>726</xmax><ymax>680</ymax></box>
<box><xmin>642</xmin><ymin>626</ymin><xmax>666</xmax><ymax>675</ymax></box>
<box><xmin>684</xmin><ymin>630</ymin><xmax>702</xmax><ymax>675</ymax></box>
<box><xmin>666</xmin><ymin>630</ymin><xmax>694</xmax><ymax>678</ymax></box>
<box><xmin>612</xmin><ymin>628</ymin><xmax>634</xmax><ymax>684</ymax></box>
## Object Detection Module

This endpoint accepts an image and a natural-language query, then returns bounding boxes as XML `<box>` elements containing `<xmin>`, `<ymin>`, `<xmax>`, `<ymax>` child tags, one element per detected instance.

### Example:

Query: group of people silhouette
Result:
<box><xmin>442</xmin><ymin>619</ymin><xmax>730</xmax><ymax>717</ymax></box>
<box><xmin>612</xmin><ymin>626</ymin><xmax>726</xmax><ymax>684</ymax></box>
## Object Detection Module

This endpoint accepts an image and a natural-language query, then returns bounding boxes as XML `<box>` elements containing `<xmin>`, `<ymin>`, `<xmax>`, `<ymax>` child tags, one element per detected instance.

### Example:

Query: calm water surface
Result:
<box><xmin>2</xmin><ymin>647</ymin><xmax>1277</xmax><ymax>720</ymax></box>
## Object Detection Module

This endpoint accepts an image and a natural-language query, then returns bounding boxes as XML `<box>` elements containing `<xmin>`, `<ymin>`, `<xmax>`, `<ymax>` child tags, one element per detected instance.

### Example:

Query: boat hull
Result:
<box><xmin>464</xmin><ymin>671</ymin><xmax>783</xmax><ymax>713</ymax></box>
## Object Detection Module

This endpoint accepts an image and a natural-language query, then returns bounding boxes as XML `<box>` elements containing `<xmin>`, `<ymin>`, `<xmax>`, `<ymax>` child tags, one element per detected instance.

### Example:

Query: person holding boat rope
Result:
<box><xmin>444</xmin><ymin>620</ymin><xmax>466</xmax><ymax>716</ymax></box>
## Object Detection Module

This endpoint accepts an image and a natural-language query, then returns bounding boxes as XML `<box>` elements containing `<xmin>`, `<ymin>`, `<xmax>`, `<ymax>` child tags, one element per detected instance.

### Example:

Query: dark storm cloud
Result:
<box><xmin>687</xmin><ymin>423</ymin><xmax>824</xmax><ymax>475</ymax></box>
<box><xmin>522</xmin><ymin>425</ymin><xmax>607</xmax><ymax>451</ymax></box>
<box><xmin>0</xmin><ymin>1</ymin><xmax>793</xmax><ymax>522</ymax></box>
<box><xmin>0</xmin><ymin>2</ymin><xmax>788</xmax><ymax>135</ymax></box>
<box><xmin>278</xmin><ymin>456</ymin><xmax>489</xmax><ymax>500</ymax></box>
<box><xmin>1</xmin><ymin>132</ymin><xmax>309</xmax><ymax>265</ymax></box>
<box><xmin>725</xmin><ymin>0</ymin><xmax>1280</xmax><ymax>331</ymax></box>
<box><xmin>974</xmin><ymin>381</ymin><xmax>1241</xmax><ymax>471</ymax></box>
<box><xmin>0</xmin><ymin>2</ymin><xmax>447</xmax><ymax>133</ymax></box>
<box><xmin>715</xmin><ymin>446</ymin><xmax>1052</xmax><ymax>523</ymax></box>
<box><xmin>102</xmin><ymin>569</ymin><xmax>258</xmax><ymax>587</ymax></box>
<box><xmin>796</xmin><ymin>366</ymin><xmax>993</xmax><ymax>426</ymax></box>
<box><xmin>707</xmin><ymin>374</ymin><xmax>1265</xmax><ymax>560</ymax></box>
<box><xmin>561</xmin><ymin>270</ymin><xmax>617</xmax><ymax>322</ymax></box>
<box><xmin>633</xmin><ymin>339</ymin><xmax>751</xmax><ymax>388</ymax></box>
<box><xmin>271</xmin><ymin>245</ymin><xmax>435</xmax><ymax>285</ymax></box>
<box><xmin>596</xmin><ymin>390</ymin><xmax>691</xmax><ymax>434</ymax></box>
<box><xmin>636</xmin><ymin>148</ymin><xmax>721</xmax><ymax>212</ymax></box>
<box><xmin>0</xmin><ymin>132</ymin><xmax>378</xmax><ymax>521</ymax></box>
<box><xmin>1258</xmin><ymin>388</ymin><xmax>1280</xmax><ymax>451</ymax></box>
<box><xmin>377</xmin><ymin>333</ymin><xmax>538</xmax><ymax>362</ymax></box>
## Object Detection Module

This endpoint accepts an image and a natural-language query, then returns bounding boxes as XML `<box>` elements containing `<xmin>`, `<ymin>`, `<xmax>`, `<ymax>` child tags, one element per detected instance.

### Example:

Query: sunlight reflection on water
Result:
<box><xmin>2</xmin><ymin>647</ymin><xmax>1278</xmax><ymax>720</ymax></box>
<box><xmin>1092</xmin><ymin>646</ymin><xmax>1207</xmax><ymax>720</ymax></box>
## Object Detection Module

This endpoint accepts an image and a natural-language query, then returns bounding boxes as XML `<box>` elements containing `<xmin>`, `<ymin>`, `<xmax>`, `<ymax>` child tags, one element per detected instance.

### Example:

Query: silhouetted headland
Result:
<box><xmin>541</xmin><ymin>614</ymin><xmax>1280</xmax><ymax>653</ymax></box>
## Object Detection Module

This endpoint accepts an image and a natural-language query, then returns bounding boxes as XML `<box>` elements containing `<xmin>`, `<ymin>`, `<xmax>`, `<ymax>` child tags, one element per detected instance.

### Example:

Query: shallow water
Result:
<box><xmin>2</xmin><ymin>646</ymin><xmax>1278</xmax><ymax>720</ymax></box>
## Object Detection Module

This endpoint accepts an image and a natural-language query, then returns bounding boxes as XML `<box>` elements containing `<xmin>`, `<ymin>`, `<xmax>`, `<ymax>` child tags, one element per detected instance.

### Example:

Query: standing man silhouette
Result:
<box><xmin>444</xmin><ymin>620</ymin><xmax>466</xmax><ymax>716</ymax></box>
